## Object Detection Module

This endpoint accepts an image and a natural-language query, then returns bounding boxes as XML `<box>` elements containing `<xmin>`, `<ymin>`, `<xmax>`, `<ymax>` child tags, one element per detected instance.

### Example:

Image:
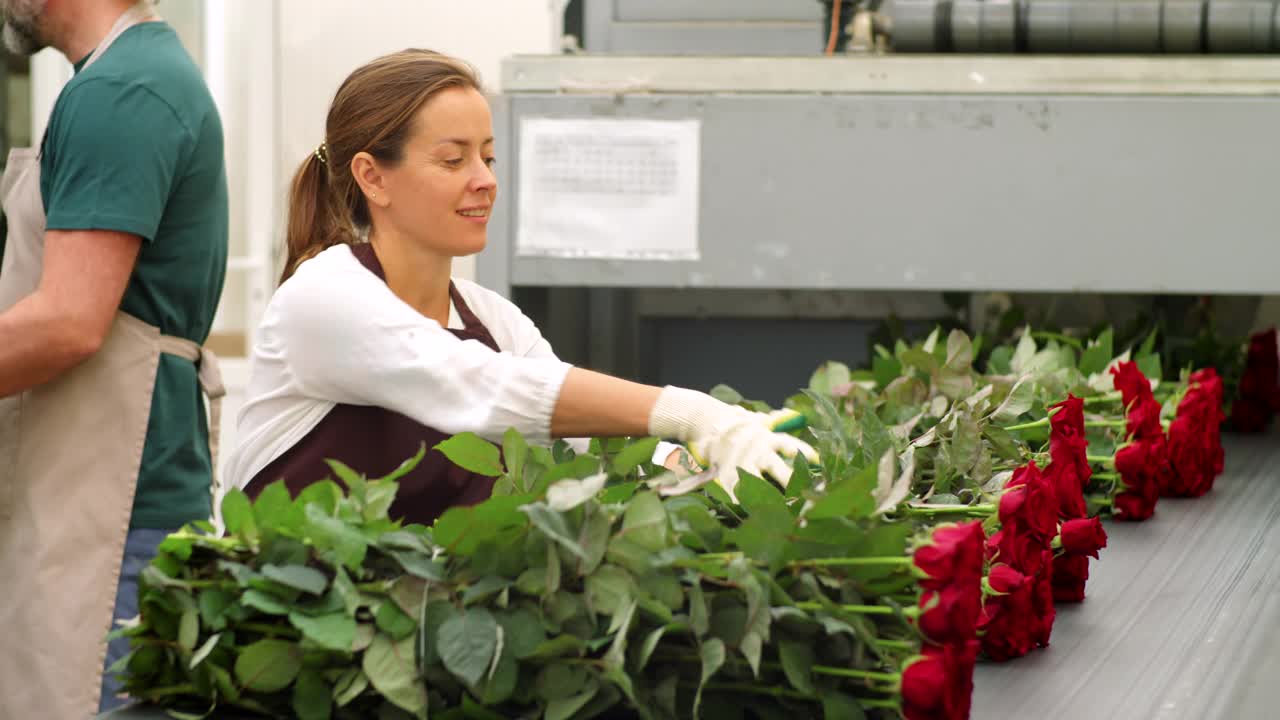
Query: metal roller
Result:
<box><xmin>887</xmin><ymin>0</ymin><xmax>947</xmax><ymax>52</ymax></box>
<box><xmin>1207</xmin><ymin>0</ymin><xmax>1277</xmax><ymax>52</ymax></box>
<box><xmin>884</xmin><ymin>0</ymin><xmax>1280</xmax><ymax>53</ymax></box>
<box><xmin>951</xmin><ymin>0</ymin><xmax>1017</xmax><ymax>52</ymax></box>
<box><xmin>1161</xmin><ymin>0</ymin><xmax>1206</xmax><ymax>53</ymax></box>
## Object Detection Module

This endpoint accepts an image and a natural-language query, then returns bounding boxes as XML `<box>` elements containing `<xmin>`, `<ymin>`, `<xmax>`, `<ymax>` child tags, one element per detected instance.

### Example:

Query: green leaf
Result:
<box><xmin>696</xmin><ymin>638</ymin><xmax>726</xmax><ymax>717</ymax></box>
<box><xmin>785</xmin><ymin>454</ymin><xmax>813</xmax><ymax>500</ymax></box>
<box><xmin>1010</xmin><ymin>330</ymin><xmax>1037</xmax><ymax>373</ymax></box>
<box><xmin>304</xmin><ymin>504</ymin><xmax>368</xmax><ymax>571</ymax></box>
<box><xmin>363</xmin><ymin>633</ymin><xmax>426</xmax><ymax>716</ymax></box>
<box><xmin>599</xmin><ymin>481</ymin><xmax>639</xmax><ymax>505</ymax></box>
<box><xmin>242</xmin><ymin>589</ymin><xmax>291</xmax><ymax>616</ymax></box>
<box><xmin>478</xmin><ymin>645</ymin><xmax>519</xmax><ymax>705</ymax></box>
<box><xmin>1138</xmin><ymin>327</ymin><xmax>1159</xmax><ymax>358</ymax></box>
<box><xmin>856</xmin><ymin>408</ymin><xmax>893</xmax><ymax>469</ymax></box>
<box><xmin>234</xmin><ymin>639</ymin><xmax>302</xmax><ymax>693</ymax></box>
<box><xmin>293</xmin><ymin>669</ymin><xmax>332</xmax><ymax>720</ymax></box>
<box><xmin>872</xmin><ymin>355</ymin><xmax>903</xmax><ymax>389</ymax></box>
<box><xmin>987</xmin><ymin>345</ymin><xmax>1014</xmax><ymax>375</ymax></box>
<box><xmin>438</xmin><ymin>609</ymin><xmax>499</xmax><ymax>687</ymax></box>
<box><xmin>689</xmin><ymin>583</ymin><xmax>710</xmax><ymax>637</ymax></box>
<box><xmin>822</xmin><ymin>690</ymin><xmax>867</xmax><ymax>720</ymax></box>
<box><xmin>729</xmin><ymin>503</ymin><xmax>793</xmax><ymax>570</ymax></box>
<box><xmin>221</xmin><ymin>490</ymin><xmax>257</xmax><ymax>542</ymax></box>
<box><xmin>806</xmin><ymin>464</ymin><xmax>877</xmax><ymax>520</ymax></box>
<box><xmin>809</xmin><ymin>361</ymin><xmax>853</xmax><ymax>396</ymax></box>
<box><xmin>779</xmin><ymin>640</ymin><xmax>815</xmax><ymax>694</ymax></box>
<box><xmin>1138</xmin><ymin>352</ymin><xmax>1162</xmax><ymax>382</ymax></box>
<box><xmin>419</xmin><ymin>601</ymin><xmax>459</xmax><ymax>667</ymax></box>
<box><xmin>377</xmin><ymin>443</ymin><xmax>427</xmax><ymax>484</ymax></box>
<box><xmin>189</xmin><ymin>633</ymin><xmax>221</xmax><ymax>670</ymax></box>
<box><xmin>527</xmin><ymin>633</ymin><xmax>586</xmax><ymax>661</ymax></box>
<box><xmin>990</xmin><ymin>375</ymin><xmax>1035</xmax><ymax>424</ymax></box>
<box><xmin>585</xmin><ymin>565</ymin><xmax>635</xmax><ymax>616</ymax></box>
<box><xmin>332</xmin><ymin>668</ymin><xmax>368</xmax><ymax>708</ymax></box>
<box><xmin>603</xmin><ymin>598</ymin><xmax>637</xmax><ymax>671</ymax></box>
<box><xmin>734</xmin><ymin>470</ymin><xmax>787</xmax><ymax>517</ymax></box>
<box><xmin>462</xmin><ymin>576</ymin><xmax>511</xmax><ymax>606</ymax></box>
<box><xmin>363</xmin><ymin>482</ymin><xmax>399</xmax><ymax>522</ymax></box>
<box><xmin>873</xmin><ymin>446</ymin><xmax>915</xmax><ymax>516</ymax></box>
<box><xmin>577</xmin><ymin>504</ymin><xmax>612</xmax><ymax>577</ymax></box>
<box><xmin>290</xmin><ymin>612</ymin><xmax>357</xmax><ymax>653</ymax></box>
<box><xmin>945</xmin><ymin>329</ymin><xmax>974</xmax><ymax>371</ymax></box>
<box><xmin>709</xmin><ymin>384</ymin><xmax>745</xmax><ymax>405</ymax></box>
<box><xmin>502</xmin><ymin>429</ymin><xmax>531</xmax><ymax>493</ymax></box>
<box><xmin>950</xmin><ymin>413</ymin><xmax>981</xmax><ymax>474</ymax></box>
<box><xmin>375</xmin><ymin>601</ymin><xmax>417</xmax><ymax>641</ymax></box>
<box><xmin>899</xmin><ymin>347</ymin><xmax>938</xmax><ymax>374</ymax></box>
<box><xmin>1079</xmin><ymin>328</ymin><xmax>1114</xmax><ymax>376</ymax></box>
<box><xmin>177</xmin><ymin>607</ymin><xmax>199</xmax><ymax>651</ymax></box>
<box><xmin>262</xmin><ymin>564</ymin><xmax>328</xmax><ymax>596</ymax></box>
<box><xmin>435</xmin><ymin>432</ymin><xmax>503</xmax><ymax>477</ymax></box>
<box><xmin>253</xmin><ymin>479</ymin><xmax>298</xmax><ymax>530</ymax></box>
<box><xmin>496</xmin><ymin>607</ymin><xmax>546</xmax><ymax>660</ymax></box>
<box><xmin>621</xmin><ymin>492</ymin><xmax>669</xmax><ymax>552</ymax></box>
<box><xmin>546</xmin><ymin>473</ymin><xmax>608</xmax><ymax>512</ymax></box>
<box><xmin>611</xmin><ymin>437</ymin><xmax>661</xmax><ymax>477</ymax></box>
<box><xmin>521</xmin><ymin>503</ymin><xmax>587</xmax><ymax>559</ymax></box>
<box><xmin>545</xmin><ymin>677</ymin><xmax>599</xmax><ymax>720</ymax></box>
<box><xmin>390</xmin><ymin>551</ymin><xmax>446</xmax><ymax>581</ymax></box>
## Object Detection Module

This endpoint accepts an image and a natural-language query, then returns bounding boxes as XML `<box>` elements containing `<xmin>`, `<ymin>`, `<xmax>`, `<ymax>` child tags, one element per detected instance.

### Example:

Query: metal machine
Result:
<box><xmin>482</xmin><ymin>0</ymin><xmax>1280</xmax><ymax>404</ymax></box>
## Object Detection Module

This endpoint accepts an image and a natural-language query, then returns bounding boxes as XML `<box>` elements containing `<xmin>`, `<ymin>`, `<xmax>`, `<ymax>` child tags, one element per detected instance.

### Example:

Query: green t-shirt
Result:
<box><xmin>40</xmin><ymin>22</ymin><xmax>228</xmax><ymax>529</ymax></box>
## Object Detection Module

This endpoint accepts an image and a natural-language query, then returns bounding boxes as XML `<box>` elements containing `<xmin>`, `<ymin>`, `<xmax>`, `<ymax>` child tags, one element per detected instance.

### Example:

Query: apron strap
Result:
<box><xmin>156</xmin><ymin>335</ymin><xmax>226</xmax><ymax>494</ymax></box>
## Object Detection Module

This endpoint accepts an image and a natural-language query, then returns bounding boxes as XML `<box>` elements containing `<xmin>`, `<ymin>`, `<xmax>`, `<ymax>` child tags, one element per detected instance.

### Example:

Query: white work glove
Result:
<box><xmin>648</xmin><ymin>386</ymin><xmax>818</xmax><ymax>503</ymax></box>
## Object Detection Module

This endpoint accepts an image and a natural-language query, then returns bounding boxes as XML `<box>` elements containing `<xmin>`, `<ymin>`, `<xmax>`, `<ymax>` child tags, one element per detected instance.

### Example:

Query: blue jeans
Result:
<box><xmin>99</xmin><ymin>527</ymin><xmax>175</xmax><ymax>714</ymax></box>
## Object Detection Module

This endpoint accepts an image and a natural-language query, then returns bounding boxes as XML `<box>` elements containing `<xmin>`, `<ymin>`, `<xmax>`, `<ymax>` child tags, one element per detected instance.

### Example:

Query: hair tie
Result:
<box><xmin>314</xmin><ymin>142</ymin><xmax>329</xmax><ymax>165</ymax></box>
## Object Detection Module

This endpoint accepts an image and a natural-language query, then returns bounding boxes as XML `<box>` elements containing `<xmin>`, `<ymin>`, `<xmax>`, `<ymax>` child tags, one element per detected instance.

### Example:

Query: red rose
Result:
<box><xmin>1232</xmin><ymin>330</ymin><xmax>1280</xmax><ymax>431</ymax></box>
<box><xmin>1043</xmin><ymin>461</ymin><xmax>1088</xmax><ymax>521</ymax></box>
<box><xmin>917</xmin><ymin>583</ymin><xmax>981</xmax><ymax>647</ymax></box>
<box><xmin>1111</xmin><ymin>361</ymin><xmax>1155</xmax><ymax>408</ymax></box>
<box><xmin>913</xmin><ymin>521</ymin><xmax>986</xmax><ymax>591</ymax></box>
<box><xmin>979</xmin><ymin>565</ymin><xmax>1035</xmax><ymax>661</ymax></box>
<box><xmin>986</xmin><ymin>527</ymin><xmax>1047</xmax><ymax>576</ymax></box>
<box><xmin>1124</xmin><ymin>396</ymin><xmax>1165</xmax><ymax>439</ymax></box>
<box><xmin>1051</xmin><ymin>554</ymin><xmax>1089</xmax><ymax>603</ymax></box>
<box><xmin>1047</xmin><ymin>396</ymin><xmax>1090</xmax><ymax>519</ymax></box>
<box><xmin>999</xmin><ymin>463</ymin><xmax>1058</xmax><ymax>543</ymax></box>
<box><xmin>902</xmin><ymin>652</ymin><xmax>948</xmax><ymax>720</ymax></box>
<box><xmin>1030</xmin><ymin>557</ymin><xmax>1056</xmax><ymax>646</ymax></box>
<box><xmin>1059</xmin><ymin>517</ymin><xmax>1108</xmax><ymax>558</ymax></box>
<box><xmin>1166</xmin><ymin>405</ymin><xmax>1215</xmax><ymax>497</ymax></box>
<box><xmin>901</xmin><ymin>641</ymin><xmax>978</xmax><ymax>720</ymax></box>
<box><xmin>1113</xmin><ymin>439</ymin><xmax>1162</xmax><ymax>521</ymax></box>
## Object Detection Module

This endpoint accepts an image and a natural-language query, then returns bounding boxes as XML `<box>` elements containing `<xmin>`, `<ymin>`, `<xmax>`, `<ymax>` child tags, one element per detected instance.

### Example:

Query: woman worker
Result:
<box><xmin>225</xmin><ymin>49</ymin><xmax>814</xmax><ymax>522</ymax></box>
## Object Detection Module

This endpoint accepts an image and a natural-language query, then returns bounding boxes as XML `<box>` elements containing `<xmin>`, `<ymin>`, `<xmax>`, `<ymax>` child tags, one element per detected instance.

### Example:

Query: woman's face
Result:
<box><xmin>377</xmin><ymin>86</ymin><xmax>497</xmax><ymax>258</ymax></box>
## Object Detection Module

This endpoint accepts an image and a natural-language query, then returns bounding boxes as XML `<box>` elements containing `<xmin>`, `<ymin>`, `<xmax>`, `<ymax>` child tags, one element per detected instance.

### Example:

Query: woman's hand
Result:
<box><xmin>648</xmin><ymin>387</ymin><xmax>817</xmax><ymax>502</ymax></box>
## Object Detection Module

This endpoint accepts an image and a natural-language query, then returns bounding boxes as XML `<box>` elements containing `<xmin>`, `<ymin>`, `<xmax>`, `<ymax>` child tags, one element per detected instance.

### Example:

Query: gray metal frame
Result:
<box><xmin>582</xmin><ymin>0</ymin><xmax>823</xmax><ymax>56</ymax></box>
<box><xmin>480</xmin><ymin>56</ymin><xmax>1280</xmax><ymax>298</ymax></box>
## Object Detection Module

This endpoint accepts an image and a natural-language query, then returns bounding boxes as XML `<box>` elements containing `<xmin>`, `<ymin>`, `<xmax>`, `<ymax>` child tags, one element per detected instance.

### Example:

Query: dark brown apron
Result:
<box><xmin>245</xmin><ymin>244</ymin><xmax>498</xmax><ymax>524</ymax></box>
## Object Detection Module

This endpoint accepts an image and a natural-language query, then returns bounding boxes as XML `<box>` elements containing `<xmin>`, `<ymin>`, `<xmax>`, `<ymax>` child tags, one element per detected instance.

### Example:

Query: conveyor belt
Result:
<box><xmin>972</xmin><ymin>432</ymin><xmax>1280</xmax><ymax>719</ymax></box>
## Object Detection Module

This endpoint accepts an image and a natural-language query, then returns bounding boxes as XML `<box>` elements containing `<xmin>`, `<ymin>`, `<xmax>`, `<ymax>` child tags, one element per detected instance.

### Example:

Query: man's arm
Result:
<box><xmin>0</xmin><ymin>229</ymin><xmax>140</xmax><ymax>396</ymax></box>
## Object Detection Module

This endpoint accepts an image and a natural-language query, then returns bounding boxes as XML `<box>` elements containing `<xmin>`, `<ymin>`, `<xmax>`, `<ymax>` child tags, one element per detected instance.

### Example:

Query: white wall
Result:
<box><xmin>275</xmin><ymin>0</ymin><xmax>559</xmax><ymax>283</ymax></box>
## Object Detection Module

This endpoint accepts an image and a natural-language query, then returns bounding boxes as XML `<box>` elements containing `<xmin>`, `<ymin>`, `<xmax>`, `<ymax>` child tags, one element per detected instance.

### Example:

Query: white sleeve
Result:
<box><xmin>501</xmin><ymin>297</ymin><xmax>683</xmax><ymax>466</ymax></box>
<box><xmin>274</xmin><ymin>259</ymin><xmax>571</xmax><ymax>443</ymax></box>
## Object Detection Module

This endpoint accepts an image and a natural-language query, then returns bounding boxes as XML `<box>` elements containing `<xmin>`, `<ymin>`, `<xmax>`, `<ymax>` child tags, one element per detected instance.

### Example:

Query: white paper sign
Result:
<box><xmin>516</xmin><ymin>117</ymin><xmax>701</xmax><ymax>261</ymax></box>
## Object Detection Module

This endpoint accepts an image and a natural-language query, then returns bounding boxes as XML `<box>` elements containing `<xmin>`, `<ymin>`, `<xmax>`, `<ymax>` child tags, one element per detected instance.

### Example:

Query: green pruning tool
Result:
<box><xmin>771</xmin><ymin>410</ymin><xmax>809</xmax><ymax>434</ymax></box>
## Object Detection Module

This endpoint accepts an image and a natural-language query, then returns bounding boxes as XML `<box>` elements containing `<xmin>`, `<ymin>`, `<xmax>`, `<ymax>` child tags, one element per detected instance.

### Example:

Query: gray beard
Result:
<box><xmin>2</xmin><ymin>21</ymin><xmax>45</xmax><ymax>55</ymax></box>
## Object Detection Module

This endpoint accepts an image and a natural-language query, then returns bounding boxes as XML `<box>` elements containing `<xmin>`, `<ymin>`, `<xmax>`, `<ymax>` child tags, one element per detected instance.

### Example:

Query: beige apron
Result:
<box><xmin>0</xmin><ymin>4</ymin><xmax>225</xmax><ymax>718</ymax></box>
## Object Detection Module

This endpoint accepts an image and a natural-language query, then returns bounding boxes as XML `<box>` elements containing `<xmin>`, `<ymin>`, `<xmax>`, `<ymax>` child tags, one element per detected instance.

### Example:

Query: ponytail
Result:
<box><xmin>279</xmin><ymin>49</ymin><xmax>483</xmax><ymax>284</ymax></box>
<box><xmin>279</xmin><ymin>148</ymin><xmax>356</xmax><ymax>284</ymax></box>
